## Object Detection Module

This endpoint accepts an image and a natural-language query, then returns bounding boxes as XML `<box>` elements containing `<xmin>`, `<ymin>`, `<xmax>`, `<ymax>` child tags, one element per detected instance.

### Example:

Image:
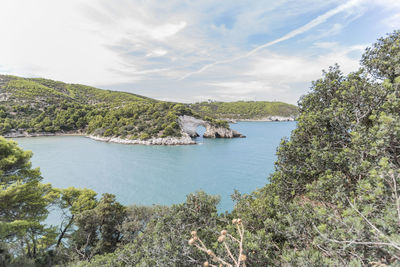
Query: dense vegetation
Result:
<box><xmin>231</xmin><ymin>30</ymin><xmax>400</xmax><ymax>265</ymax></box>
<box><xmin>0</xmin><ymin>76</ymin><xmax>227</xmax><ymax>140</ymax></box>
<box><xmin>190</xmin><ymin>101</ymin><xmax>298</xmax><ymax>120</ymax></box>
<box><xmin>0</xmin><ymin>30</ymin><xmax>399</xmax><ymax>266</ymax></box>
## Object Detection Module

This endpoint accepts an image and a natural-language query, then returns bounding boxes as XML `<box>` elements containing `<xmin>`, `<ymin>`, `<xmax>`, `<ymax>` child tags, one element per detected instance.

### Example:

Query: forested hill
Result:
<box><xmin>0</xmin><ymin>75</ymin><xmax>296</xmax><ymax>141</ymax></box>
<box><xmin>0</xmin><ymin>75</ymin><xmax>226</xmax><ymax>141</ymax></box>
<box><xmin>0</xmin><ymin>75</ymin><xmax>153</xmax><ymax>105</ymax></box>
<box><xmin>190</xmin><ymin>101</ymin><xmax>298</xmax><ymax>120</ymax></box>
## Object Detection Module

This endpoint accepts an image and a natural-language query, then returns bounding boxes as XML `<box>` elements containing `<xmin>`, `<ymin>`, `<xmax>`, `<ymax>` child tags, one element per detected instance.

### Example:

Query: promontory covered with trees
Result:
<box><xmin>1</xmin><ymin>30</ymin><xmax>400</xmax><ymax>266</ymax></box>
<box><xmin>0</xmin><ymin>75</ymin><xmax>296</xmax><ymax>145</ymax></box>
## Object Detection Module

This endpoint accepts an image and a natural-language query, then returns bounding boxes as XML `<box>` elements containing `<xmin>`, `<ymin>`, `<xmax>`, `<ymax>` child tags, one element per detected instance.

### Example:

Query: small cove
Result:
<box><xmin>13</xmin><ymin>121</ymin><xmax>296</xmax><ymax>212</ymax></box>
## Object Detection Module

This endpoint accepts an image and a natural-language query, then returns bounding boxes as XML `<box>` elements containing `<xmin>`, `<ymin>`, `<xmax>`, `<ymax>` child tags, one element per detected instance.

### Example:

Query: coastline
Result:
<box><xmin>3</xmin><ymin>131</ymin><xmax>86</xmax><ymax>138</ymax></box>
<box><xmin>226</xmin><ymin>116</ymin><xmax>296</xmax><ymax>123</ymax></box>
<box><xmin>88</xmin><ymin>133</ymin><xmax>196</xmax><ymax>145</ymax></box>
<box><xmin>3</xmin><ymin>131</ymin><xmax>196</xmax><ymax>145</ymax></box>
<box><xmin>2</xmin><ymin>119</ymin><xmax>292</xmax><ymax>144</ymax></box>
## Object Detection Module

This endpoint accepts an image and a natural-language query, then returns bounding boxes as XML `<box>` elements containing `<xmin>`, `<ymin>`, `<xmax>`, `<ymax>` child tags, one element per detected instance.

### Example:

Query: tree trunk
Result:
<box><xmin>56</xmin><ymin>215</ymin><xmax>74</xmax><ymax>248</ymax></box>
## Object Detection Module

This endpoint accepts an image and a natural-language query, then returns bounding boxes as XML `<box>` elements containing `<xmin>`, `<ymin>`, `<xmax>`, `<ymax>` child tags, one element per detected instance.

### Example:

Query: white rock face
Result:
<box><xmin>178</xmin><ymin>115</ymin><xmax>245</xmax><ymax>139</ymax></box>
<box><xmin>178</xmin><ymin>115</ymin><xmax>207</xmax><ymax>137</ymax></box>
<box><xmin>3</xmin><ymin>130</ymin><xmax>195</xmax><ymax>145</ymax></box>
<box><xmin>0</xmin><ymin>93</ymin><xmax>10</xmax><ymax>102</ymax></box>
<box><xmin>88</xmin><ymin>133</ymin><xmax>196</xmax><ymax>145</ymax></box>
<box><xmin>203</xmin><ymin>126</ymin><xmax>244</xmax><ymax>138</ymax></box>
<box><xmin>267</xmin><ymin>116</ymin><xmax>295</xmax><ymax>121</ymax></box>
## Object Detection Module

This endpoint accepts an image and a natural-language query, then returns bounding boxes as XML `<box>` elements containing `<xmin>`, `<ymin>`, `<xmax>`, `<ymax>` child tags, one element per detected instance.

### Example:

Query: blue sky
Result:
<box><xmin>0</xmin><ymin>0</ymin><xmax>399</xmax><ymax>104</ymax></box>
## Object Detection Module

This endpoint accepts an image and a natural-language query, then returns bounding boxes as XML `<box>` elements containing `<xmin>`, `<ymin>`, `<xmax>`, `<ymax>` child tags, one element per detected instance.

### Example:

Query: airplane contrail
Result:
<box><xmin>178</xmin><ymin>0</ymin><xmax>364</xmax><ymax>81</ymax></box>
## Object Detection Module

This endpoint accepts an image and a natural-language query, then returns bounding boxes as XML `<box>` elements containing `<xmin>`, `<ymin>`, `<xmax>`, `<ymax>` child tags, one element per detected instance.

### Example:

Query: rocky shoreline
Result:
<box><xmin>226</xmin><ymin>116</ymin><xmax>296</xmax><ymax>123</ymax></box>
<box><xmin>3</xmin><ymin>131</ymin><xmax>85</xmax><ymax>138</ymax></box>
<box><xmin>88</xmin><ymin>133</ymin><xmax>196</xmax><ymax>145</ymax></box>
<box><xmin>3</xmin><ymin>130</ymin><xmax>196</xmax><ymax>145</ymax></box>
<box><xmin>3</xmin><ymin>115</ymin><xmax>248</xmax><ymax>145</ymax></box>
<box><xmin>1</xmin><ymin>115</ymin><xmax>294</xmax><ymax>145</ymax></box>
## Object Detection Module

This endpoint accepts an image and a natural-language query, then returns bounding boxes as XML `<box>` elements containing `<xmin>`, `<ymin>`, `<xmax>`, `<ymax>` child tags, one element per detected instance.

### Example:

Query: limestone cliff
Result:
<box><xmin>88</xmin><ymin>133</ymin><xmax>195</xmax><ymax>145</ymax></box>
<box><xmin>178</xmin><ymin>115</ymin><xmax>245</xmax><ymax>139</ymax></box>
<box><xmin>203</xmin><ymin>125</ymin><xmax>244</xmax><ymax>138</ymax></box>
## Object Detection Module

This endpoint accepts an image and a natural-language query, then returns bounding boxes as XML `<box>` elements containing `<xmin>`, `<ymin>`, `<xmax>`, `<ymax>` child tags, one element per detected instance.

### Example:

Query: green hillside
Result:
<box><xmin>0</xmin><ymin>75</ymin><xmax>197</xmax><ymax>139</ymax></box>
<box><xmin>0</xmin><ymin>75</ymin><xmax>152</xmax><ymax>105</ymax></box>
<box><xmin>0</xmin><ymin>76</ymin><xmax>295</xmax><ymax>140</ymax></box>
<box><xmin>190</xmin><ymin>101</ymin><xmax>298</xmax><ymax>120</ymax></box>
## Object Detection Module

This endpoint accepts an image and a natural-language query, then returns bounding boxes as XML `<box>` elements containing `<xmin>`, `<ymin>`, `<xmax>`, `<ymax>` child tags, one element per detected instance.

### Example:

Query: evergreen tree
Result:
<box><xmin>234</xmin><ymin>30</ymin><xmax>400</xmax><ymax>266</ymax></box>
<box><xmin>0</xmin><ymin>137</ymin><xmax>58</xmax><ymax>264</ymax></box>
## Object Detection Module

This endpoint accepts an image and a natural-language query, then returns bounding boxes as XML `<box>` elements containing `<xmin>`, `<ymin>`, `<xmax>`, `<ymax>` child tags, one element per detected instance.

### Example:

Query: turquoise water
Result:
<box><xmin>14</xmin><ymin>121</ymin><xmax>296</xmax><ymax>212</ymax></box>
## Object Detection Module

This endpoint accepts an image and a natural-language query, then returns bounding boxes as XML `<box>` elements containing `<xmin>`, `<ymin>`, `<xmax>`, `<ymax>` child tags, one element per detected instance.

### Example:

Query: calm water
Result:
<box><xmin>14</xmin><ymin>121</ymin><xmax>296</xmax><ymax>212</ymax></box>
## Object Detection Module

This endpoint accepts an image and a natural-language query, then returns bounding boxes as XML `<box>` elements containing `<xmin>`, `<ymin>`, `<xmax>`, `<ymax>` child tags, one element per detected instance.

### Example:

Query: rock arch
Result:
<box><xmin>178</xmin><ymin>115</ymin><xmax>245</xmax><ymax>139</ymax></box>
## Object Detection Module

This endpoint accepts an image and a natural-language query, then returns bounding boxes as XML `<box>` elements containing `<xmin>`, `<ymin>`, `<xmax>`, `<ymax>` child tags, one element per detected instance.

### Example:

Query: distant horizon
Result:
<box><xmin>1</xmin><ymin>0</ymin><xmax>399</xmax><ymax>105</ymax></box>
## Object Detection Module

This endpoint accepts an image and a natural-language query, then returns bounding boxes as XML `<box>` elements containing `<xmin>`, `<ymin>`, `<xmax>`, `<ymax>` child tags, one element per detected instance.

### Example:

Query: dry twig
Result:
<box><xmin>188</xmin><ymin>218</ymin><xmax>247</xmax><ymax>267</ymax></box>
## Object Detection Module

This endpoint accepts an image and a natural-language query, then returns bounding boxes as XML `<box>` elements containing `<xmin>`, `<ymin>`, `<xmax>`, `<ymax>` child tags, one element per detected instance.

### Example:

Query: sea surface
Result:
<box><xmin>14</xmin><ymin>121</ymin><xmax>296</xmax><ymax>212</ymax></box>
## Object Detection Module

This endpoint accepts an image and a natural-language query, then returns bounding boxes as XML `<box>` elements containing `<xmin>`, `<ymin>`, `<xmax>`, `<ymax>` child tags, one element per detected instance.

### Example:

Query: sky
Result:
<box><xmin>0</xmin><ymin>0</ymin><xmax>399</xmax><ymax>104</ymax></box>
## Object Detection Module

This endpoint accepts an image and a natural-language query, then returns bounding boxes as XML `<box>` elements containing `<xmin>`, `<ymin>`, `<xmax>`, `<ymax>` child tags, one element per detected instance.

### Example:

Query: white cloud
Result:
<box><xmin>0</xmin><ymin>0</ymin><xmax>188</xmax><ymax>85</ymax></box>
<box><xmin>372</xmin><ymin>0</ymin><xmax>400</xmax><ymax>8</ymax></box>
<box><xmin>194</xmin><ymin>42</ymin><xmax>364</xmax><ymax>104</ymax></box>
<box><xmin>146</xmin><ymin>49</ymin><xmax>168</xmax><ymax>57</ymax></box>
<box><xmin>149</xmin><ymin>21</ymin><xmax>187</xmax><ymax>41</ymax></box>
<box><xmin>0</xmin><ymin>0</ymin><xmax>133</xmax><ymax>84</ymax></box>
<box><xmin>178</xmin><ymin>0</ymin><xmax>365</xmax><ymax>80</ymax></box>
<box><xmin>209</xmin><ymin>81</ymin><xmax>273</xmax><ymax>95</ymax></box>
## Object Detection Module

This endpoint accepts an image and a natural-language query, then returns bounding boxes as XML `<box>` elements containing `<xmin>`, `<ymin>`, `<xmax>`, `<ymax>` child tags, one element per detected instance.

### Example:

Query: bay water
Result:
<box><xmin>14</xmin><ymin>121</ymin><xmax>296</xmax><ymax>212</ymax></box>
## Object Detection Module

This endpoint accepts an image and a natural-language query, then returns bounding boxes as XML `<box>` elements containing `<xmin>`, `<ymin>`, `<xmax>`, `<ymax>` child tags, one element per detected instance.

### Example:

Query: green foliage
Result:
<box><xmin>0</xmin><ymin>137</ymin><xmax>58</xmax><ymax>265</ymax></box>
<box><xmin>232</xmin><ymin>30</ymin><xmax>400</xmax><ymax>265</ymax></box>
<box><xmin>6</xmin><ymin>79</ymin><xmax>67</xmax><ymax>101</ymax></box>
<box><xmin>3</xmin><ymin>28</ymin><xmax>400</xmax><ymax>267</ymax></box>
<box><xmin>361</xmin><ymin>29</ymin><xmax>400</xmax><ymax>81</ymax></box>
<box><xmin>72</xmin><ymin>191</ymin><xmax>225</xmax><ymax>267</ymax></box>
<box><xmin>55</xmin><ymin>187</ymin><xmax>98</xmax><ymax>250</ymax></box>
<box><xmin>71</xmin><ymin>193</ymin><xmax>126</xmax><ymax>261</ymax></box>
<box><xmin>28</xmin><ymin>78</ymin><xmax>150</xmax><ymax>104</ymax></box>
<box><xmin>191</xmin><ymin>101</ymin><xmax>298</xmax><ymax>120</ymax></box>
<box><xmin>0</xmin><ymin>76</ymin><xmax>199</xmax><ymax>139</ymax></box>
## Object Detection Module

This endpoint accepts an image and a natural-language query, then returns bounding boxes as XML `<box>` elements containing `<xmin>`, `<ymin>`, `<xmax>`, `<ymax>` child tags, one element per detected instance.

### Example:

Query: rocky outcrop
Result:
<box><xmin>4</xmin><ymin>129</ymin><xmax>195</xmax><ymax>145</ymax></box>
<box><xmin>178</xmin><ymin>116</ymin><xmax>206</xmax><ymax>137</ymax></box>
<box><xmin>203</xmin><ymin>125</ymin><xmax>244</xmax><ymax>138</ymax></box>
<box><xmin>88</xmin><ymin>133</ymin><xmax>195</xmax><ymax>145</ymax></box>
<box><xmin>178</xmin><ymin>115</ymin><xmax>245</xmax><ymax>139</ymax></box>
<box><xmin>0</xmin><ymin>93</ymin><xmax>10</xmax><ymax>102</ymax></box>
<box><xmin>264</xmin><ymin>116</ymin><xmax>295</xmax><ymax>121</ymax></box>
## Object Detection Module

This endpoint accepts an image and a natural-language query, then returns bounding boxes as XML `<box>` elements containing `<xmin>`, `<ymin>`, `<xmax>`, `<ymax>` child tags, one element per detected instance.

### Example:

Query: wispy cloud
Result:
<box><xmin>197</xmin><ymin>42</ymin><xmax>364</xmax><ymax>103</ymax></box>
<box><xmin>178</xmin><ymin>0</ymin><xmax>364</xmax><ymax>80</ymax></box>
